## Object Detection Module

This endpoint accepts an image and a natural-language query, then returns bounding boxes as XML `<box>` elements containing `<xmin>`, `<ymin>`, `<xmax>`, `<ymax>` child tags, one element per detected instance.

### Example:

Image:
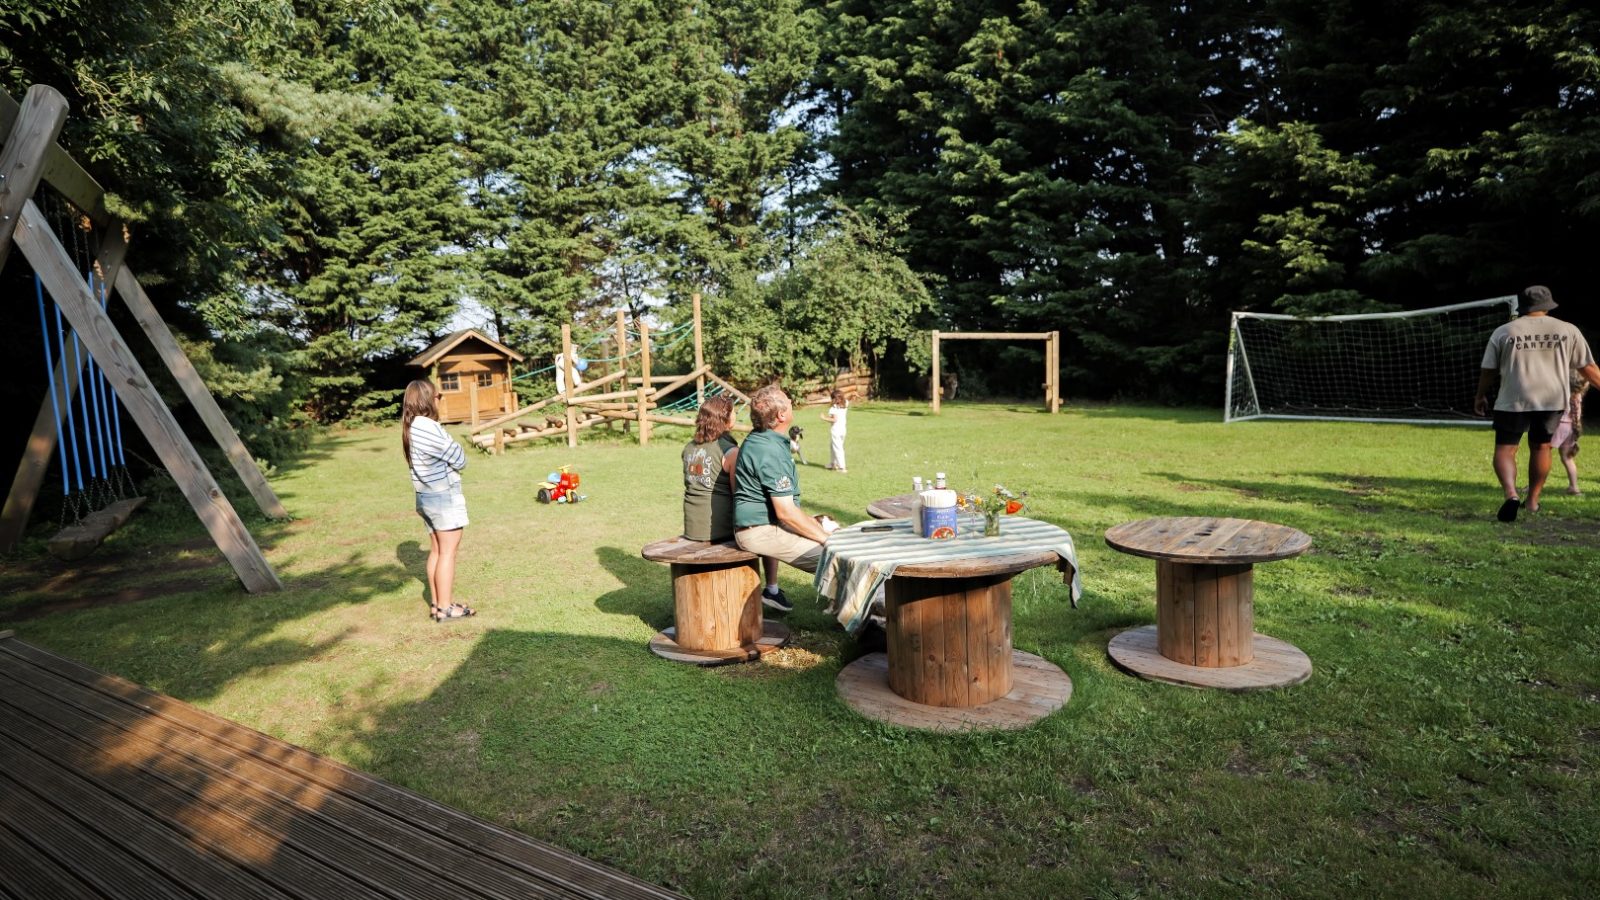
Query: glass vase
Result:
<box><xmin>983</xmin><ymin>510</ymin><xmax>1002</xmax><ymax>537</ymax></box>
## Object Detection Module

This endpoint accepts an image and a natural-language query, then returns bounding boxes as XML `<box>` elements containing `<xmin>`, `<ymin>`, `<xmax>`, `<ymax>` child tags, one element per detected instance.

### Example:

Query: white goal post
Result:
<box><xmin>1225</xmin><ymin>296</ymin><xmax>1518</xmax><ymax>425</ymax></box>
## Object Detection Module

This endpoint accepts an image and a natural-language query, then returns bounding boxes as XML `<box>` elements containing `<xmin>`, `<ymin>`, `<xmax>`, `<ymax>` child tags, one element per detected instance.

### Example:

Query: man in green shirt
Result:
<box><xmin>734</xmin><ymin>385</ymin><xmax>834</xmax><ymax>611</ymax></box>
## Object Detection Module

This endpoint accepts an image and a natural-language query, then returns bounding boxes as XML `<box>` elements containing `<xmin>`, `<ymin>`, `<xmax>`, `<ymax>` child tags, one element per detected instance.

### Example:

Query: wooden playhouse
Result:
<box><xmin>408</xmin><ymin>329</ymin><xmax>525</xmax><ymax>425</ymax></box>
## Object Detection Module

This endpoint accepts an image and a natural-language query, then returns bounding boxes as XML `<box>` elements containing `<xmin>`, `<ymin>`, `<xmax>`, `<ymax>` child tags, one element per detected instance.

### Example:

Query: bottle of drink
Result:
<box><xmin>912</xmin><ymin>476</ymin><xmax>923</xmax><ymax>492</ymax></box>
<box><xmin>934</xmin><ymin>472</ymin><xmax>947</xmax><ymax>490</ymax></box>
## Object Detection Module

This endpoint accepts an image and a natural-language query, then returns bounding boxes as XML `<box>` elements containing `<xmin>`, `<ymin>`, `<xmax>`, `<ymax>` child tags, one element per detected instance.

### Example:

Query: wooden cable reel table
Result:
<box><xmin>641</xmin><ymin>537</ymin><xmax>790</xmax><ymax>666</ymax></box>
<box><xmin>835</xmin><ymin>535</ymin><xmax>1074</xmax><ymax>732</ymax></box>
<box><xmin>865</xmin><ymin>493</ymin><xmax>919</xmax><ymax>520</ymax></box>
<box><xmin>1104</xmin><ymin>517</ymin><xmax>1312</xmax><ymax>689</ymax></box>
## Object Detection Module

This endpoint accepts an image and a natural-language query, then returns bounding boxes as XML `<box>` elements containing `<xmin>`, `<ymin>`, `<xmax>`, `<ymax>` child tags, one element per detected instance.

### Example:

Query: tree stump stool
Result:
<box><xmin>641</xmin><ymin>537</ymin><xmax>790</xmax><ymax>666</ymax></box>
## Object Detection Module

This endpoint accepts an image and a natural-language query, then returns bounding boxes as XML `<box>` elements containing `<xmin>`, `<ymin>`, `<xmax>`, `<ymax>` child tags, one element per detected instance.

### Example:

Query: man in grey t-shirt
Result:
<box><xmin>1474</xmin><ymin>285</ymin><xmax>1600</xmax><ymax>521</ymax></box>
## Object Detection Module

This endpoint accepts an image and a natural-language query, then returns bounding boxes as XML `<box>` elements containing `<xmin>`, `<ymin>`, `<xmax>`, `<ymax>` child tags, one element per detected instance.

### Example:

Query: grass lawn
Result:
<box><xmin>2</xmin><ymin>402</ymin><xmax>1596</xmax><ymax>898</ymax></box>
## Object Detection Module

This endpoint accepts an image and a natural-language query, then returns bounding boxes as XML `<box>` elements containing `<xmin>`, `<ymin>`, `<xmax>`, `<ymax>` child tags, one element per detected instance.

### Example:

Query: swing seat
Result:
<box><xmin>47</xmin><ymin>496</ymin><xmax>146</xmax><ymax>561</ymax></box>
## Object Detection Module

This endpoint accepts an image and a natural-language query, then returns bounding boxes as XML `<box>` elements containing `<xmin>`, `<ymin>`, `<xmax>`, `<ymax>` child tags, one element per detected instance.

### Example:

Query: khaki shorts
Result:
<box><xmin>735</xmin><ymin>524</ymin><xmax>822</xmax><ymax>573</ymax></box>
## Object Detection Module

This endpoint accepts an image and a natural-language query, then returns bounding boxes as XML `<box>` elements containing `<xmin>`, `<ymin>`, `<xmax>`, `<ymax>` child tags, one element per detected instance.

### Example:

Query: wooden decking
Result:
<box><xmin>0</xmin><ymin>632</ymin><xmax>684</xmax><ymax>899</ymax></box>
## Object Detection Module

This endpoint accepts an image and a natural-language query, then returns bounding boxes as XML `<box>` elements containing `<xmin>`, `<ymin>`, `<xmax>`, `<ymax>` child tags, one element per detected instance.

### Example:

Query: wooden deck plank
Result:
<box><xmin>0</xmin><ymin>820</ymin><xmax>99</xmax><ymax>899</ymax></box>
<box><xmin>0</xmin><ymin>651</ymin><xmax>565</xmax><ymax>899</ymax></box>
<box><xmin>0</xmin><ymin>726</ymin><xmax>293</xmax><ymax>900</ymax></box>
<box><xmin>0</xmin><ymin>767</ymin><xmax>183</xmax><ymax>900</ymax></box>
<box><xmin>0</xmin><ymin>636</ymin><xmax>684</xmax><ymax>900</ymax></box>
<box><xmin>0</xmin><ymin>666</ymin><xmax>468</xmax><ymax>900</ymax></box>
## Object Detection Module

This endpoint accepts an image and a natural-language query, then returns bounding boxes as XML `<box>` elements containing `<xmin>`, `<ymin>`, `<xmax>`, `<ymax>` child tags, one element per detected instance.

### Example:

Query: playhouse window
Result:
<box><xmin>477</xmin><ymin>372</ymin><xmax>494</xmax><ymax>388</ymax></box>
<box><xmin>438</xmin><ymin>373</ymin><xmax>460</xmax><ymax>391</ymax></box>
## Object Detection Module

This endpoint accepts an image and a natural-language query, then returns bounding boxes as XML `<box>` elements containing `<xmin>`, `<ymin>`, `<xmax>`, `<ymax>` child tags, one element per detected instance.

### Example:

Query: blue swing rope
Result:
<box><xmin>87</xmin><ymin>272</ymin><xmax>129</xmax><ymax>499</ymax></box>
<box><xmin>51</xmin><ymin>304</ymin><xmax>86</xmax><ymax>510</ymax></box>
<box><xmin>35</xmin><ymin>274</ymin><xmax>82</xmax><ymax>525</ymax></box>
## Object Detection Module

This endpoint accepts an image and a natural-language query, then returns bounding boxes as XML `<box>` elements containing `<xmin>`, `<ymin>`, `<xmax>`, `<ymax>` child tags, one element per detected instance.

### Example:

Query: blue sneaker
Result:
<box><xmin>761</xmin><ymin>587</ymin><xmax>793</xmax><ymax>613</ymax></box>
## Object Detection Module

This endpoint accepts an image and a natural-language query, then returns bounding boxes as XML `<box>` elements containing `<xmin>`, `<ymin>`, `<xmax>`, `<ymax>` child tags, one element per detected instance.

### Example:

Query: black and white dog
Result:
<box><xmin>787</xmin><ymin>425</ymin><xmax>806</xmax><ymax>465</ymax></box>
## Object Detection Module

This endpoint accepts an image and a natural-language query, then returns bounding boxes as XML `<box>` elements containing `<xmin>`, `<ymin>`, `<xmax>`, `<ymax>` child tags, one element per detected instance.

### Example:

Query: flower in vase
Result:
<box><xmin>958</xmin><ymin>484</ymin><xmax>1028</xmax><ymax>518</ymax></box>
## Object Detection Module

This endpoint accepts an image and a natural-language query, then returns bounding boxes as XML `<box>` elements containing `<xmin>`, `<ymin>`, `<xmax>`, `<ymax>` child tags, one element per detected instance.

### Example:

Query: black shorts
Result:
<box><xmin>1493</xmin><ymin>410</ymin><xmax>1562</xmax><ymax>447</ymax></box>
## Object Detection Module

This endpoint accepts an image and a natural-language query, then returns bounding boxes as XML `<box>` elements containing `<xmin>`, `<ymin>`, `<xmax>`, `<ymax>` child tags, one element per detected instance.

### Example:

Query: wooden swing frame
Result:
<box><xmin>0</xmin><ymin>85</ymin><xmax>283</xmax><ymax>592</ymax></box>
<box><xmin>929</xmin><ymin>329</ymin><xmax>1062</xmax><ymax>414</ymax></box>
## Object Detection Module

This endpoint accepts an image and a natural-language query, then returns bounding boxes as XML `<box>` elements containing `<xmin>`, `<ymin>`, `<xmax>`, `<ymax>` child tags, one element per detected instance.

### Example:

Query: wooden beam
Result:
<box><xmin>112</xmin><ymin>266</ymin><xmax>289</xmax><ymax>519</ymax></box>
<box><xmin>703</xmin><ymin>371</ymin><xmax>750</xmax><ymax>405</ymax></box>
<box><xmin>692</xmin><ymin>293</ymin><xmax>704</xmax><ymax>406</ymax></box>
<box><xmin>638</xmin><ymin>321</ymin><xmax>651</xmax><ymax>448</ymax></box>
<box><xmin>0</xmin><ymin>86</ymin><xmax>69</xmax><ymax>275</ymax></box>
<box><xmin>0</xmin><ymin>89</ymin><xmax>111</xmax><ymax>227</ymax></box>
<box><xmin>938</xmin><ymin>332</ymin><xmax>1055</xmax><ymax>341</ymax></box>
<box><xmin>647</xmin><ymin>365</ymin><xmax>710</xmax><ymax>401</ymax></box>
<box><xmin>18</xmin><ymin>200</ymin><xmax>280</xmax><ymax>592</ymax></box>
<box><xmin>0</xmin><ymin>336</ymin><xmax>83</xmax><ymax>553</ymax></box>
<box><xmin>470</xmin><ymin>393</ymin><xmax>563</xmax><ymax>435</ymax></box>
<box><xmin>1050</xmin><ymin>330</ymin><xmax>1062</xmax><ymax>413</ymax></box>
<box><xmin>562</xmin><ymin>324</ymin><xmax>577</xmax><ymax>449</ymax></box>
<box><xmin>931</xmin><ymin>330</ymin><xmax>941</xmax><ymax>414</ymax></box>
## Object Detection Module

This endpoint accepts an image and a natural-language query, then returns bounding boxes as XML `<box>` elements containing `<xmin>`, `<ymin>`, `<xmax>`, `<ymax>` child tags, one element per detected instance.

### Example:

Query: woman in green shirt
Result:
<box><xmin>682</xmin><ymin>396</ymin><xmax>739</xmax><ymax>541</ymax></box>
<box><xmin>682</xmin><ymin>396</ymin><xmax>786</xmax><ymax>607</ymax></box>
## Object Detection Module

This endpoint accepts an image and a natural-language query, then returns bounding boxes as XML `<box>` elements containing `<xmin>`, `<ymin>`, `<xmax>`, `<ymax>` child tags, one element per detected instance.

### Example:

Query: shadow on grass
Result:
<box><xmin>0</xmin><ymin>549</ymin><xmax>415</xmax><ymax>706</ymax></box>
<box><xmin>594</xmin><ymin>545</ymin><xmax>672</xmax><ymax>633</ymax></box>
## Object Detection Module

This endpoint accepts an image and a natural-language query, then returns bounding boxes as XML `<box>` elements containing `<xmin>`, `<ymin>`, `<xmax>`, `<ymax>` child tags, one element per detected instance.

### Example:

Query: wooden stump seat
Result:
<box><xmin>640</xmin><ymin>536</ymin><xmax>789</xmax><ymax>666</ymax></box>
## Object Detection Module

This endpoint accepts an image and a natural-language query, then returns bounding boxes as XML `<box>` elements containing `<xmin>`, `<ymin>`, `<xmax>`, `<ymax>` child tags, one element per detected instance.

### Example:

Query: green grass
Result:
<box><xmin>2</xmin><ymin>402</ymin><xmax>1597</xmax><ymax>898</ymax></box>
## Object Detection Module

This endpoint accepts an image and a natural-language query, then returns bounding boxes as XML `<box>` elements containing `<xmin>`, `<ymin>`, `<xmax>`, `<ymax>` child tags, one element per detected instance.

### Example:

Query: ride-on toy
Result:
<box><xmin>538</xmin><ymin>466</ymin><xmax>584</xmax><ymax>503</ymax></box>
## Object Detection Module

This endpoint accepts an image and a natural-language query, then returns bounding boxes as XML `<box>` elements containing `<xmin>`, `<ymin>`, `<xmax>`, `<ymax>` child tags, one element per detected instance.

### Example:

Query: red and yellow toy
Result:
<box><xmin>537</xmin><ymin>466</ymin><xmax>584</xmax><ymax>503</ymax></box>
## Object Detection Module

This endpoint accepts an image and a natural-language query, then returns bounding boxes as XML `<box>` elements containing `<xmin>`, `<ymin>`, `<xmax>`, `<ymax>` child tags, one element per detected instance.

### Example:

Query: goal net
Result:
<box><xmin>1225</xmin><ymin>297</ymin><xmax>1517</xmax><ymax>424</ymax></box>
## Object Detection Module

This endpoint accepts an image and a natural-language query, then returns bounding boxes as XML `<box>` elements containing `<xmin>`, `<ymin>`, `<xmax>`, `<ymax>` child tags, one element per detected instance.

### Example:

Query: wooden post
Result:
<box><xmin>692</xmin><ymin>292</ymin><xmax>704</xmax><ymax>406</ymax></box>
<box><xmin>562</xmin><ymin>324</ymin><xmax>577</xmax><ymax>449</ymax></box>
<box><xmin>0</xmin><ymin>342</ymin><xmax>83</xmax><ymax>553</ymax></box>
<box><xmin>637</xmin><ymin>386</ymin><xmax>652</xmax><ymax>447</ymax></box>
<box><xmin>930</xmin><ymin>330</ymin><xmax>941</xmax><ymax>414</ymax></box>
<box><xmin>638</xmin><ymin>320</ymin><xmax>652</xmax><ymax>447</ymax></box>
<box><xmin>112</xmin><ymin>266</ymin><xmax>289</xmax><ymax>519</ymax></box>
<box><xmin>16</xmin><ymin>200</ymin><xmax>280</xmax><ymax>592</ymax></box>
<box><xmin>0</xmin><ymin>85</ymin><xmax>69</xmax><ymax>273</ymax></box>
<box><xmin>1050</xmin><ymin>330</ymin><xmax>1061</xmax><ymax>413</ymax></box>
<box><xmin>468</xmin><ymin>378</ymin><xmax>480</xmax><ymax>428</ymax></box>
<box><xmin>504</xmin><ymin>360</ymin><xmax>515</xmax><ymax>418</ymax></box>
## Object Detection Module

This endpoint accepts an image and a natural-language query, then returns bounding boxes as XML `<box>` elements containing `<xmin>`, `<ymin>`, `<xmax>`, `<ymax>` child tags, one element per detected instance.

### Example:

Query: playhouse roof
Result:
<box><xmin>408</xmin><ymin>329</ymin><xmax>525</xmax><ymax>367</ymax></box>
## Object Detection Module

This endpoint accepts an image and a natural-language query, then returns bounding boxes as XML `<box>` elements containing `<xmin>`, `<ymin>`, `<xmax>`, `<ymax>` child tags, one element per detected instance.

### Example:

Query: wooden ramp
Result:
<box><xmin>0</xmin><ymin>633</ymin><xmax>684</xmax><ymax>899</ymax></box>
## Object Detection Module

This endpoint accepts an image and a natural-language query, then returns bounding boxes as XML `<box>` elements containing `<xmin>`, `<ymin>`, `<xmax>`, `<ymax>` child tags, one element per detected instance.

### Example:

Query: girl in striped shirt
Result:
<box><xmin>402</xmin><ymin>379</ymin><xmax>475</xmax><ymax>621</ymax></box>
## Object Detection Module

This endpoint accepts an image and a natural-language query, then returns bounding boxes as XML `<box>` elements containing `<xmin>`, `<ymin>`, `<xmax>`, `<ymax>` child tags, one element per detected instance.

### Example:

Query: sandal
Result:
<box><xmin>433</xmin><ymin>603</ymin><xmax>476</xmax><ymax>621</ymax></box>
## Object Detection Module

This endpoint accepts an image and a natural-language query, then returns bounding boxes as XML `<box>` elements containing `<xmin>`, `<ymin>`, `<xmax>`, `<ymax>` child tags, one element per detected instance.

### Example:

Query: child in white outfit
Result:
<box><xmin>821</xmin><ymin>389</ymin><xmax>848</xmax><ymax>473</ymax></box>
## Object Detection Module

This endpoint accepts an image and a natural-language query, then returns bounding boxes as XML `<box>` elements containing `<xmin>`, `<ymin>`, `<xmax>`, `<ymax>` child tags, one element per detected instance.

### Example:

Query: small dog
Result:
<box><xmin>788</xmin><ymin>425</ymin><xmax>806</xmax><ymax>465</ymax></box>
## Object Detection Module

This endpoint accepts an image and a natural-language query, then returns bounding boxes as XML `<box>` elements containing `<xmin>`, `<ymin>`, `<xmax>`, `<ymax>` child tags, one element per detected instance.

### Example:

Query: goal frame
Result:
<box><xmin>1224</xmin><ymin>296</ymin><xmax>1518</xmax><ymax>426</ymax></box>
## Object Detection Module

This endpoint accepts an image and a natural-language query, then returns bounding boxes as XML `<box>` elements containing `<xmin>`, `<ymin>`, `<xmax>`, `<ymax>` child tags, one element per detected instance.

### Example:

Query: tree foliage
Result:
<box><xmin>4</xmin><ymin>0</ymin><xmax>1598</xmax><ymax>444</ymax></box>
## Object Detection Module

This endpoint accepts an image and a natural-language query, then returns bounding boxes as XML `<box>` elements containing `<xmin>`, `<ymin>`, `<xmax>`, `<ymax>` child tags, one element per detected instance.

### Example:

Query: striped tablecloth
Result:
<box><xmin>814</xmin><ymin>515</ymin><xmax>1082</xmax><ymax>634</ymax></box>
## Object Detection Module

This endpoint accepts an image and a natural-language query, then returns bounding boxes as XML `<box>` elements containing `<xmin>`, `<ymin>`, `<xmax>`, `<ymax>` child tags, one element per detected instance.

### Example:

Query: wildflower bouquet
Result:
<box><xmin>958</xmin><ymin>484</ymin><xmax>1027</xmax><ymax>536</ymax></box>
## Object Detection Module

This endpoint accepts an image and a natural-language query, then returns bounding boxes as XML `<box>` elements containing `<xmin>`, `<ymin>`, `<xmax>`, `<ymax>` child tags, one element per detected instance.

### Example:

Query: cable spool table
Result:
<box><xmin>866</xmin><ymin>493</ymin><xmax>919</xmax><ymax>520</ymax></box>
<box><xmin>1104</xmin><ymin>517</ymin><xmax>1313</xmax><ymax>690</ymax></box>
<box><xmin>824</xmin><ymin>516</ymin><xmax>1078</xmax><ymax>731</ymax></box>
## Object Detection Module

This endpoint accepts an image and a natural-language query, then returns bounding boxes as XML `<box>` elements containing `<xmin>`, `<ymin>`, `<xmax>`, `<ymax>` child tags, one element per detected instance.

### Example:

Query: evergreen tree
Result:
<box><xmin>237</xmin><ymin>2</ymin><xmax>468</xmax><ymax>421</ymax></box>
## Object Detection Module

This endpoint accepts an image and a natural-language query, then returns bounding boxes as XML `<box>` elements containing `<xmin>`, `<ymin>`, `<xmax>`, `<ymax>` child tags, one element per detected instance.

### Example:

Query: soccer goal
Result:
<box><xmin>1224</xmin><ymin>296</ymin><xmax>1518</xmax><ymax>425</ymax></box>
